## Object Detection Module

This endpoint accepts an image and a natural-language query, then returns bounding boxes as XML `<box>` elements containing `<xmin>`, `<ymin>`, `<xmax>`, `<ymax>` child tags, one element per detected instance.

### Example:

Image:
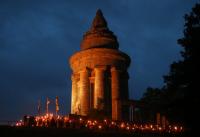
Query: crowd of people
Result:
<box><xmin>15</xmin><ymin>113</ymin><xmax>184</xmax><ymax>133</ymax></box>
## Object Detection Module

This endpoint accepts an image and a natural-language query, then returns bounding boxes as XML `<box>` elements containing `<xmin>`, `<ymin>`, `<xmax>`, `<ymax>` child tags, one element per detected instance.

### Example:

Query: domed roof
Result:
<box><xmin>80</xmin><ymin>9</ymin><xmax>119</xmax><ymax>50</ymax></box>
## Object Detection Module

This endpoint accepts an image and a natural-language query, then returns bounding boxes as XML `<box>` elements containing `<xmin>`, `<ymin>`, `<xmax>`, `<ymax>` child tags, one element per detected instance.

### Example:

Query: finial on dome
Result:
<box><xmin>80</xmin><ymin>9</ymin><xmax>119</xmax><ymax>50</ymax></box>
<box><xmin>96</xmin><ymin>9</ymin><xmax>103</xmax><ymax>16</ymax></box>
<box><xmin>91</xmin><ymin>9</ymin><xmax>108</xmax><ymax>29</ymax></box>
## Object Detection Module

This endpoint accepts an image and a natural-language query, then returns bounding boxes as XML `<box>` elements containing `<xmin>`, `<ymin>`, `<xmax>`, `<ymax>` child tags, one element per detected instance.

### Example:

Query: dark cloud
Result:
<box><xmin>0</xmin><ymin>0</ymin><xmax>198</xmax><ymax>121</ymax></box>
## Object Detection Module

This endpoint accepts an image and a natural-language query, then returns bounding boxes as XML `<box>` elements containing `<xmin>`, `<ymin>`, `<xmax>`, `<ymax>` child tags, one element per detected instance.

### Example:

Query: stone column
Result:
<box><xmin>129</xmin><ymin>105</ymin><xmax>134</xmax><ymax>122</ymax></box>
<box><xmin>111</xmin><ymin>67</ymin><xmax>121</xmax><ymax>121</ymax></box>
<box><xmin>76</xmin><ymin>81</ymin><xmax>81</xmax><ymax>115</ymax></box>
<box><xmin>94</xmin><ymin>67</ymin><xmax>105</xmax><ymax>110</ymax></box>
<box><xmin>79</xmin><ymin>68</ymin><xmax>90</xmax><ymax>116</ymax></box>
<box><xmin>71</xmin><ymin>74</ymin><xmax>77</xmax><ymax>114</ymax></box>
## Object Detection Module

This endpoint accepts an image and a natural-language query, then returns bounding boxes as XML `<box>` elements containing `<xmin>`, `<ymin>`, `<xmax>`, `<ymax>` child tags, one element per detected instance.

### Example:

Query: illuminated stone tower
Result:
<box><xmin>69</xmin><ymin>9</ymin><xmax>131</xmax><ymax>121</ymax></box>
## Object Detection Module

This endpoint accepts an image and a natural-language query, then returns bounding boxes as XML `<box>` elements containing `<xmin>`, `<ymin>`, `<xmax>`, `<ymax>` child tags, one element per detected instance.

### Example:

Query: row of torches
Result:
<box><xmin>16</xmin><ymin>113</ymin><xmax>184</xmax><ymax>133</ymax></box>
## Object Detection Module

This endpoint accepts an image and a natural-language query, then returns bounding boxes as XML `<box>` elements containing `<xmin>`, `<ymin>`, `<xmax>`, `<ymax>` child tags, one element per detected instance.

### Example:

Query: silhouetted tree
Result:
<box><xmin>163</xmin><ymin>3</ymin><xmax>200</xmax><ymax>130</ymax></box>
<box><xmin>140</xmin><ymin>3</ymin><xmax>200</xmax><ymax>131</ymax></box>
<box><xmin>140</xmin><ymin>87</ymin><xmax>163</xmax><ymax>123</ymax></box>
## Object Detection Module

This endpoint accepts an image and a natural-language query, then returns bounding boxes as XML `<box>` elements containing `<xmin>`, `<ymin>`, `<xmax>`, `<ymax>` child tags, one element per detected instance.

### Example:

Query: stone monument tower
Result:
<box><xmin>69</xmin><ymin>9</ymin><xmax>131</xmax><ymax>121</ymax></box>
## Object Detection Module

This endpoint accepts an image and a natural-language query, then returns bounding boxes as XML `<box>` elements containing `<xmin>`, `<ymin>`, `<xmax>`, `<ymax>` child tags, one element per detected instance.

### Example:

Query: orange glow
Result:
<box><xmin>120</xmin><ymin>122</ymin><xmax>125</xmax><ymax>128</ymax></box>
<box><xmin>98</xmin><ymin>125</ymin><xmax>102</xmax><ymax>129</ymax></box>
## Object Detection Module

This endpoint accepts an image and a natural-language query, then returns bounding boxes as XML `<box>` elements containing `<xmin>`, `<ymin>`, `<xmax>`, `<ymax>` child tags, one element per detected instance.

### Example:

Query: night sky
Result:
<box><xmin>0</xmin><ymin>0</ymin><xmax>197</xmax><ymax>121</ymax></box>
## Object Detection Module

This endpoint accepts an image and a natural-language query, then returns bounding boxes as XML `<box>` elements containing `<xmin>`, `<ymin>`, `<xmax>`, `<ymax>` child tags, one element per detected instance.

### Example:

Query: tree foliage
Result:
<box><xmin>140</xmin><ymin>3</ymin><xmax>200</xmax><ymax>128</ymax></box>
<box><xmin>140</xmin><ymin>87</ymin><xmax>163</xmax><ymax>123</ymax></box>
<box><xmin>163</xmin><ymin>3</ymin><xmax>200</xmax><ymax>126</ymax></box>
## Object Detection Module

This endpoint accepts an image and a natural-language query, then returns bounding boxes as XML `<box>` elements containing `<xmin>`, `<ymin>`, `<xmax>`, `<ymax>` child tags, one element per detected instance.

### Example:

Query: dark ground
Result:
<box><xmin>0</xmin><ymin>126</ymin><xmax>187</xmax><ymax>137</ymax></box>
